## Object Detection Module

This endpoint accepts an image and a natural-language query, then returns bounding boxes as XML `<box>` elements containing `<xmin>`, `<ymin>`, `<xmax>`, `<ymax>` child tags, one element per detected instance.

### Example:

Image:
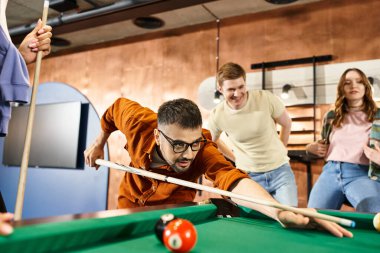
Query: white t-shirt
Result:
<box><xmin>208</xmin><ymin>90</ymin><xmax>289</xmax><ymax>172</ymax></box>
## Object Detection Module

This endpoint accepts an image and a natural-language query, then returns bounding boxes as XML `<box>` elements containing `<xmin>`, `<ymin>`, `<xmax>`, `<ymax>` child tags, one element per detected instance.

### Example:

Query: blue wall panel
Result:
<box><xmin>0</xmin><ymin>82</ymin><xmax>109</xmax><ymax>219</ymax></box>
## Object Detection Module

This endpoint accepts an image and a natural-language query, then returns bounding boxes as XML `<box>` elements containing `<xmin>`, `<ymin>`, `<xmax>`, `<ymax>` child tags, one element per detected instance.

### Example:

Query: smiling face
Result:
<box><xmin>342</xmin><ymin>70</ymin><xmax>366</xmax><ymax>106</ymax></box>
<box><xmin>218</xmin><ymin>77</ymin><xmax>248</xmax><ymax>110</ymax></box>
<box><xmin>154</xmin><ymin>124</ymin><xmax>204</xmax><ymax>173</ymax></box>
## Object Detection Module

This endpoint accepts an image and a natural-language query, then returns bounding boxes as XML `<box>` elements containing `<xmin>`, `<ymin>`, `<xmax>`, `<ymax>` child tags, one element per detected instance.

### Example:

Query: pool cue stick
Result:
<box><xmin>95</xmin><ymin>159</ymin><xmax>355</xmax><ymax>228</ymax></box>
<box><xmin>14</xmin><ymin>0</ymin><xmax>50</xmax><ymax>221</ymax></box>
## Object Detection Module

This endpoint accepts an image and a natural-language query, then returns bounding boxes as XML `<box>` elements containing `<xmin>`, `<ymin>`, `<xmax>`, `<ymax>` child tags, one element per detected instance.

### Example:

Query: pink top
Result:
<box><xmin>326</xmin><ymin>111</ymin><xmax>371</xmax><ymax>165</ymax></box>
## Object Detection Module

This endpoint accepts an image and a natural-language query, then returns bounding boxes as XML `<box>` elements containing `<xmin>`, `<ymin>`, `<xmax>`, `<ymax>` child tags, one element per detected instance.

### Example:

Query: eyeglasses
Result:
<box><xmin>158</xmin><ymin>129</ymin><xmax>207</xmax><ymax>153</ymax></box>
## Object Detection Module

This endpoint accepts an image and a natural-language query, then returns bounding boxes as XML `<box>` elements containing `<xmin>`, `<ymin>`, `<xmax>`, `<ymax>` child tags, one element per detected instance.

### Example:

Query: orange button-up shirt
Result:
<box><xmin>101</xmin><ymin>98</ymin><xmax>249</xmax><ymax>208</ymax></box>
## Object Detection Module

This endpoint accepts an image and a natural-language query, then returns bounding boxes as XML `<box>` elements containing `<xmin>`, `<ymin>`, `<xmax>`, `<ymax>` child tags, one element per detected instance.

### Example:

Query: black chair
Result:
<box><xmin>0</xmin><ymin>191</ymin><xmax>7</xmax><ymax>212</ymax></box>
<box><xmin>288</xmin><ymin>150</ymin><xmax>315</xmax><ymax>198</ymax></box>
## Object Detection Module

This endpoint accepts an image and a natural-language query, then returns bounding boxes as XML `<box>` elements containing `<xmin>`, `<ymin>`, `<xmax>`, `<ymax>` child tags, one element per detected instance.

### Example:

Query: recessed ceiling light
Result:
<box><xmin>133</xmin><ymin>16</ymin><xmax>165</xmax><ymax>29</ymax></box>
<box><xmin>265</xmin><ymin>0</ymin><xmax>298</xmax><ymax>4</ymax></box>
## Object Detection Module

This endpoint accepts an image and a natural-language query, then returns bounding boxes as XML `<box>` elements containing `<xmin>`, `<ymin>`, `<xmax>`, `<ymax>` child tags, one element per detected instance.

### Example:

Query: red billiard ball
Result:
<box><xmin>163</xmin><ymin>218</ymin><xmax>197</xmax><ymax>253</ymax></box>
<box><xmin>155</xmin><ymin>213</ymin><xmax>177</xmax><ymax>243</ymax></box>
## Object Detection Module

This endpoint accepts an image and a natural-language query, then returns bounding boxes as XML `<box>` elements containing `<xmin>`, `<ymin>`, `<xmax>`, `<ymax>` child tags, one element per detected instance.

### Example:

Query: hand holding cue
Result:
<box><xmin>95</xmin><ymin>159</ymin><xmax>355</xmax><ymax>228</ymax></box>
<box><xmin>14</xmin><ymin>0</ymin><xmax>50</xmax><ymax>221</ymax></box>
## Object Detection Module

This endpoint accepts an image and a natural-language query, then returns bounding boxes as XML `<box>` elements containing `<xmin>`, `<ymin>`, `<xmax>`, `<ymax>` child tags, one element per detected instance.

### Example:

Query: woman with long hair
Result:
<box><xmin>306</xmin><ymin>68</ymin><xmax>380</xmax><ymax>213</ymax></box>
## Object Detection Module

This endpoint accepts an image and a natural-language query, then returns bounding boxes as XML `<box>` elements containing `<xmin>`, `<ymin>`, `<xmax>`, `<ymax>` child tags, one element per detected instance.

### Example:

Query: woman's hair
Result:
<box><xmin>333</xmin><ymin>68</ymin><xmax>377</xmax><ymax>127</ymax></box>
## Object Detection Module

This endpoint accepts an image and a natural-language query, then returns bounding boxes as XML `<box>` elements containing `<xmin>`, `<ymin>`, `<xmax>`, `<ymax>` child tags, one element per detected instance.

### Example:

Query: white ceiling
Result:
<box><xmin>6</xmin><ymin>0</ymin><xmax>322</xmax><ymax>53</ymax></box>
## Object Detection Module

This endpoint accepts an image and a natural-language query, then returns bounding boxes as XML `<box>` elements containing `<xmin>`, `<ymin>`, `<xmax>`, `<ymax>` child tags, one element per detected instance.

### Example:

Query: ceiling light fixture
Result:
<box><xmin>265</xmin><ymin>0</ymin><xmax>298</xmax><ymax>4</ymax></box>
<box><xmin>133</xmin><ymin>16</ymin><xmax>164</xmax><ymax>29</ymax></box>
<box><xmin>213</xmin><ymin>18</ymin><xmax>221</xmax><ymax>105</ymax></box>
<box><xmin>213</xmin><ymin>90</ymin><xmax>222</xmax><ymax>104</ymax></box>
<box><xmin>201</xmin><ymin>5</ymin><xmax>223</xmax><ymax>106</ymax></box>
<box><xmin>281</xmin><ymin>84</ymin><xmax>292</xmax><ymax>99</ymax></box>
<box><xmin>368</xmin><ymin>76</ymin><xmax>374</xmax><ymax>85</ymax></box>
<box><xmin>368</xmin><ymin>76</ymin><xmax>380</xmax><ymax>100</ymax></box>
<box><xmin>50</xmin><ymin>0</ymin><xmax>78</xmax><ymax>12</ymax></box>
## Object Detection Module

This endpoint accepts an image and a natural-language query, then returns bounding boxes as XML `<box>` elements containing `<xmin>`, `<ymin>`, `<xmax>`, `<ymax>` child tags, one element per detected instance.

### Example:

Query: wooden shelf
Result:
<box><xmin>286</xmin><ymin>104</ymin><xmax>317</xmax><ymax>148</ymax></box>
<box><xmin>286</xmin><ymin>103</ymin><xmax>314</xmax><ymax>108</ymax></box>
<box><xmin>278</xmin><ymin>130</ymin><xmax>314</xmax><ymax>134</ymax></box>
<box><xmin>291</xmin><ymin>117</ymin><xmax>314</xmax><ymax>121</ymax></box>
<box><xmin>287</xmin><ymin>143</ymin><xmax>309</xmax><ymax>146</ymax></box>
<box><xmin>291</xmin><ymin>130</ymin><xmax>314</xmax><ymax>134</ymax></box>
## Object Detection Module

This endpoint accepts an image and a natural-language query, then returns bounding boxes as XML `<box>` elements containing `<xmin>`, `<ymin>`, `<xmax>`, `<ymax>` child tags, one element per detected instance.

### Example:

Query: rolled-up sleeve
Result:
<box><xmin>101</xmin><ymin>98</ymin><xmax>143</xmax><ymax>134</ymax></box>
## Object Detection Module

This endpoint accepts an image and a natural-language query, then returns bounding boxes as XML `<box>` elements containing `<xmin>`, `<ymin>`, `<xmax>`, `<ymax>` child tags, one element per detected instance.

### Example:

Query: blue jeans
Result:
<box><xmin>307</xmin><ymin>161</ymin><xmax>380</xmax><ymax>213</ymax></box>
<box><xmin>248</xmin><ymin>163</ymin><xmax>298</xmax><ymax>206</ymax></box>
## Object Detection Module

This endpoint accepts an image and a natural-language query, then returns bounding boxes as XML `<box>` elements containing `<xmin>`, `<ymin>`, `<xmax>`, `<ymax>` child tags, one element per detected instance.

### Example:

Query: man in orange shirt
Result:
<box><xmin>85</xmin><ymin>97</ymin><xmax>352</xmax><ymax>237</ymax></box>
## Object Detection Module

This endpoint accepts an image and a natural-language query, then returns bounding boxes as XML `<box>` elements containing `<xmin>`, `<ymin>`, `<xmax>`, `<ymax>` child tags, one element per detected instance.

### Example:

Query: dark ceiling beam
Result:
<box><xmin>10</xmin><ymin>0</ymin><xmax>216</xmax><ymax>44</ymax></box>
<box><xmin>82</xmin><ymin>0</ymin><xmax>101</xmax><ymax>8</ymax></box>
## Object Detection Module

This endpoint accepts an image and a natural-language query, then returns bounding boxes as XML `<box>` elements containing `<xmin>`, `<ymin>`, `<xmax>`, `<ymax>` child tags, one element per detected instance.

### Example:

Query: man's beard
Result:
<box><xmin>169</xmin><ymin>158</ymin><xmax>193</xmax><ymax>173</ymax></box>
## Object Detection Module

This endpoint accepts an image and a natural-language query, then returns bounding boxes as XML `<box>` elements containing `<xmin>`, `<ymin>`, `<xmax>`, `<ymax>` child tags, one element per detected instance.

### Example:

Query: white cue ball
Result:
<box><xmin>374</xmin><ymin>213</ymin><xmax>380</xmax><ymax>232</ymax></box>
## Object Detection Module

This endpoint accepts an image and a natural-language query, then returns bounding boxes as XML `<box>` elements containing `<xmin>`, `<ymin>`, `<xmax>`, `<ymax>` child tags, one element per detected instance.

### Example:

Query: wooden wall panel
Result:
<box><xmin>33</xmin><ymin>0</ymin><xmax>380</xmax><ymax>209</ymax></box>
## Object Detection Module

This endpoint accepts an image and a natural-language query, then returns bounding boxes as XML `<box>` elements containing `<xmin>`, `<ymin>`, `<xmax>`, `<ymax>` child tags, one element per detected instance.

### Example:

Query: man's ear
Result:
<box><xmin>217</xmin><ymin>85</ymin><xmax>223</xmax><ymax>93</ymax></box>
<box><xmin>154</xmin><ymin>128</ymin><xmax>160</xmax><ymax>145</ymax></box>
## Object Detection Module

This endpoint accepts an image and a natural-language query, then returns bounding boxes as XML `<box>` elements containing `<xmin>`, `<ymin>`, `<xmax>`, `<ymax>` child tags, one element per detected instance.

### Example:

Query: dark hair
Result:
<box><xmin>158</xmin><ymin>98</ymin><xmax>202</xmax><ymax>128</ymax></box>
<box><xmin>217</xmin><ymin>62</ymin><xmax>246</xmax><ymax>86</ymax></box>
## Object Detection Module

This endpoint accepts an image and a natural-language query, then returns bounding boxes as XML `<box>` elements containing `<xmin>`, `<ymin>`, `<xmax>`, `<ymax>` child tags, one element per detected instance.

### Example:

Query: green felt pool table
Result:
<box><xmin>0</xmin><ymin>199</ymin><xmax>378</xmax><ymax>253</ymax></box>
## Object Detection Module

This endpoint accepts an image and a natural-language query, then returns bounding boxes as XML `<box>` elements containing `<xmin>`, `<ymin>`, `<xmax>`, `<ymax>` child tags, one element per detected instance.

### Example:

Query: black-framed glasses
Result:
<box><xmin>158</xmin><ymin>129</ymin><xmax>207</xmax><ymax>153</ymax></box>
